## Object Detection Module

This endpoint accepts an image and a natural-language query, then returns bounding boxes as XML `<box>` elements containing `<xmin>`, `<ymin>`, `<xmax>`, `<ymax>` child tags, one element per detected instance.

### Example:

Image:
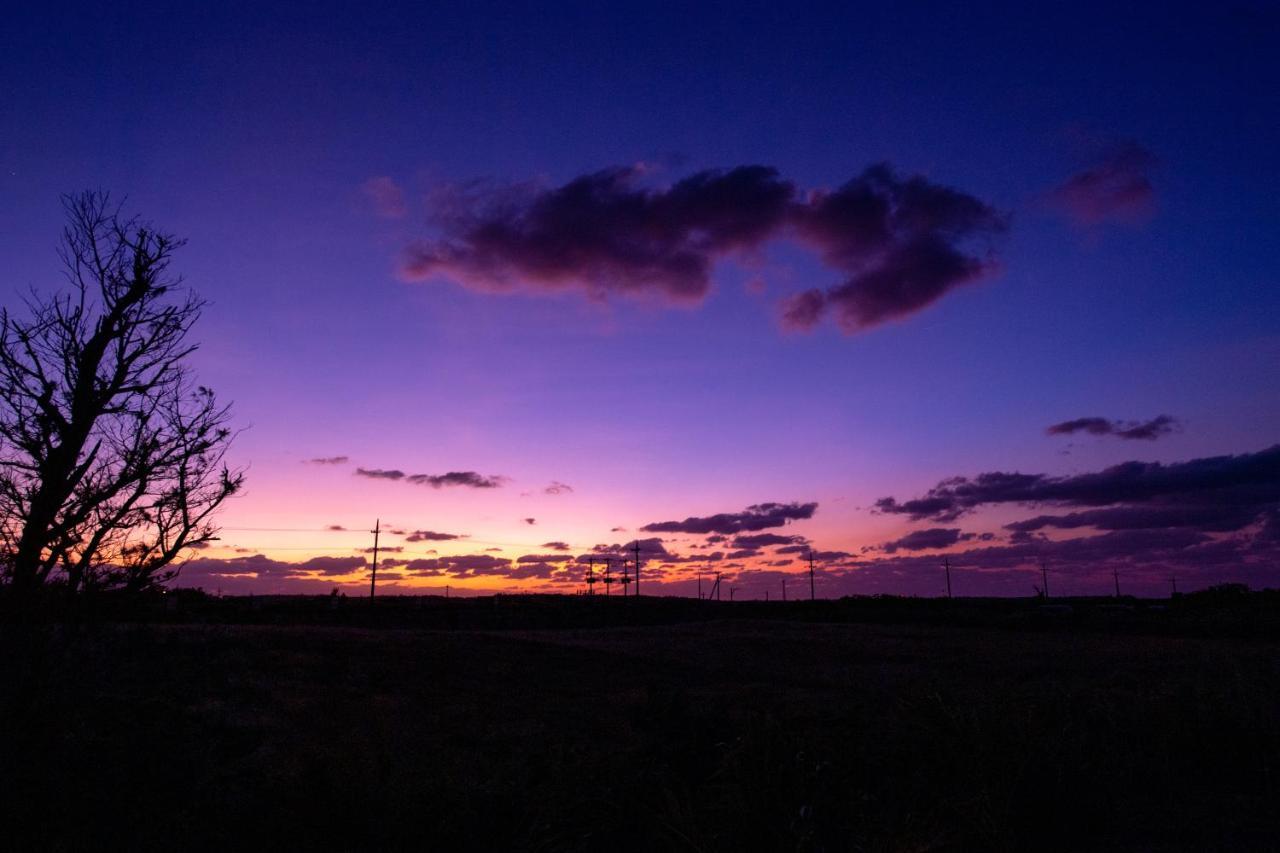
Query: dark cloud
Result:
<box><xmin>522</xmin><ymin>517</ymin><xmax>536</xmax><ymax>525</ymax></box>
<box><xmin>504</xmin><ymin>561</ymin><xmax>572</xmax><ymax>580</ymax></box>
<box><xmin>516</xmin><ymin>553</ymin><xmax>574</xmax><ymax>563</ymax></box>
<box><xmin>610</xmin><ymin>526</ymin><xmax>627</xmax><ymax>532</ymax></box>
<box><xmin>775</xmin><ymin>544</ymin><xmax>811</xmax><ymax>555</ymax></box>
<box><xmin>396</xmin><ymin>552</ymin><xmax>578</xmax><ymax>582</ymax></box>
<box><xmin>400</xmin><ymin>163</ymin><xmax>1004</xmax><ymax>333</ymax></box>
<box><xmin>881</xmin><ymin>527</ymin><xmax>967</xmax><ymax>554</ymax></box>
<box><xmin>305</xmin><ymin>456</ymin><xmax>349</xmax><ymax>465</ymax></box>
<box><xmin>589</xmin><ymin>537</ymin><xmax>671</xmax><ymax>559</ymax></box>
<box><xmin>1048</xmin><ymin>141</ymin><xmax>1157</xmax><ymax>226</ymax></box>
<box><xmin>1004</xmin><ymin>504</ymin><xmax>1265</xmax><ymax>535</ymax></box>
<box><xmin>726</xmin><ymin>549</ymin><xmax>763</xmax><ymax>559</ymax></box>
<box><xmin>541</xmin><ymin>541</ymin><xmax>571</xmax><ymax>551</ymax></box>
<box><xmin>831</xmin><ymin>516</ymin><xmax>1280</xmax><ymax>597</ymax></box>
<box><xmin>403</xmin><ymin>554</ymin><xmax>512</xmax><ymax>576</ymax></box>
<box><xmin>403</xmin><ymin>164</ymin><xmax>793</xmax><ymax>303</ymax></box>
<box><xmin>355</xmin><ymin>468</ymin><xmax>505</xmax><ymax>488</ymax></box>
<box><xmin>326</xmin><ymin>524</ymin><xmax>346</xmax><ymax>531</ymax></box>
<box><xmin>174</xmin><ymin>554</ymin><xmax>335</xmax><ymax>594</ymax></box>
<box><xmin>355</xmin><ymin>467</ymin><xmax>404</xmax><ymax>480</ymax></box>
<box><xmin>785</xmin><ymin>164</ymin><xmax>1007</xmax><ymax>331</ymax></box>
<box><xmin>641</xmin><ymin>501</ymin><xmax>817</xmax><ymax>535</ymax></box>
<box><xmin>1047</xmin><ymin>415</ymin><xmax>1179</xmax><ymax>440</ymax></box>
<box><xmin>875</xmin><ymin>445</ymin><xmax>1280</xmax><ymax>537</ymax></box>
<box><xmin>297</xmin><ymin>556</ymin><xmax>368</xmax><ymax>576</ymax></box>
<box><xmin>544</xmin><ymin>481</ymin><xmax>574</xmax><ymax>495</ymax></box>
<box><xmin>404</xmin><ymin>530</ymin><xmax>465</xmax><ymax>542</ymax></box>
<box><xmin>730</xmin><ymin>533</ymin><xmax>807</xmax><ymax>549</ymax></box>
<box><xmin>407</xmin><ymin>471</ymin><xmax>505</xmax><ymax>489</ymax></box>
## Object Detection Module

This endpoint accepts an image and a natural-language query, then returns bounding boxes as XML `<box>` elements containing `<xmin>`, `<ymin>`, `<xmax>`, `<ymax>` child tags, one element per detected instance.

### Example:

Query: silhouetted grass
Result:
<box><xmin>2</xmin><ymin>597</ymin><xmax>1278</xmax><ymax>851</ymax></box>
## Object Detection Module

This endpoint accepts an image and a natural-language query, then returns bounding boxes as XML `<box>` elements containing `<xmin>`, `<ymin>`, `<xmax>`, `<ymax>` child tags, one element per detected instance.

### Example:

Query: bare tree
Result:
<box><xmin>0</xmin><ymin>192</ymin><xmax>243</xmax><ymax>596</ymax></box>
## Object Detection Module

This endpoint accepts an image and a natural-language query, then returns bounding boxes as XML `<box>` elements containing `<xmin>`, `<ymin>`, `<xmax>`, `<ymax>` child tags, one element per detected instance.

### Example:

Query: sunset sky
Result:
<box><xmin>2</xmin><ymin>2</ymin><xmax>1277</xmax><ymax>597</ymax></box>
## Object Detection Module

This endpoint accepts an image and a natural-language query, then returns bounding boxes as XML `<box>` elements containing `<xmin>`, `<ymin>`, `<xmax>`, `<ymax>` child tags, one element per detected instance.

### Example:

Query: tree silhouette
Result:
<box><xmin>0</xmin><ymin>192</ymin><xmax>242</xmax><ymax>596</ymax></box>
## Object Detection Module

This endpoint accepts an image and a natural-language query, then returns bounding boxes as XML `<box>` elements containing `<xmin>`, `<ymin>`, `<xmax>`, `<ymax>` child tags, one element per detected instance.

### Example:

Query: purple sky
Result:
<box><xmin>2</xmin><ymin>2</ymin><xmax>1277</xmax><ymax>597</ymax></box>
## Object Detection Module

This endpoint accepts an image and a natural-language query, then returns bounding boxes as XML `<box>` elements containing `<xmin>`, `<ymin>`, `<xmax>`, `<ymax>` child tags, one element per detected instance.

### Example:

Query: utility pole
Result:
<box><xmin>586</xmin><ymin>557</ymin><xmax>596</xmax><ymax>596</ymax></box>
<box><xmin>604</xmin><ymin>558</ymin><xmax>612</xmax><ymax>596</ymax></box>
<box><xmin>943</xmin><ymin>556</ymin><xmax>953</xmax><ymax>599</ymax></box>
<box><xmin>697</xmin><ymin>569</ymin><xmax>703</xmax><ymax>600</ymax></box>
<box><xmin>633</xmin><ymin>540</ymin><xmax>642</xmax><ymax>597</ymax></box>
<box><xmin>782</xmin><ymin>577</ymin><xmax>787</xmax><ymax>601</ymax></box>
<box><xmin>1113</xmin><ymin>567</ymin><xmax>1121</xmax><ymax>598</ymax></box>
<box><xmin>369</xmin><ymin>518</ymin><xmax>381</xmax><ymax>600</ymax></box>
<box><xmin>1170</xmin><ymin>574</ymin><xmax>1178</xmax><ymax>597</ymax></box>
<box><xmin>1040</xmin><ymin>558</ymin><xmax>1050</xmax><ymax>599</ymax></box>
<box><xmin>808</xmin><ymin>551</ymin><xmax>816</xmax><ymax>601</ymax></box>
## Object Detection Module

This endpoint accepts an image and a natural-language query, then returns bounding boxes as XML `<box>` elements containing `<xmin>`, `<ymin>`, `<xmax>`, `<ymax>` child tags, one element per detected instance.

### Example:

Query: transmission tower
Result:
<box><xmin>369</xmin><ymin>518</ymin><xmax>381</xmax><ymax>600</ymax></box>
<box><xmin>808</xmin><ymin>551</ymin><xmax>816</xmax><ymax>601</ymax></box>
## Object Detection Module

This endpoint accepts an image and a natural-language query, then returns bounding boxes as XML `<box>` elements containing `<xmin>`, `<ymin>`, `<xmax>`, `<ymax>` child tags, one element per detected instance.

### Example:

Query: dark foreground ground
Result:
<box><xmin>2</xmin><ymin>594</ymin><xmax>1279</xmax><ymax>852</ymax></box>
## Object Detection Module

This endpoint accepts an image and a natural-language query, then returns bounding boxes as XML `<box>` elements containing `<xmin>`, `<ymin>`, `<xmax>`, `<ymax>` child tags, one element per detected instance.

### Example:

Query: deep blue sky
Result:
<box><xmin>2</xmin><ymin>2</ymin><xmax>1277</xmax><ymax>595</ymax></box>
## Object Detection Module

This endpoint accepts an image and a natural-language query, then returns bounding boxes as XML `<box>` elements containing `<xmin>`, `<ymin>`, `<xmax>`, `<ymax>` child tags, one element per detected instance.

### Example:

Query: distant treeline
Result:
<box><xmin>5</xmin><ymin>583</ymin><xmax>1279</xmax><ymax>638</ymax></box>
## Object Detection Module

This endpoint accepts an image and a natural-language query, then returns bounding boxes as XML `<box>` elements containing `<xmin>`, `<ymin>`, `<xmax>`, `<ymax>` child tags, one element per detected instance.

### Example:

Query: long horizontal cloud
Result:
<box><xmin>731</xmin><ymin>533</ymin><xmax>807</xmax><ymax>549</ymax></box>
<box><xmin>404</xmin><ymin>530</ymin><xmax>465</xmax><ymax>542</ymax></box>
<box><xmin>1047</xmin><ymin>415</ymin><xmax>1179</xmax><ymax>440</ymax></box>
<box><xmin>355</xmin><ymin>468</ymin><xmax>505</xmax><ymax>488</ymax></box>
<box><xmin>400</xmin><ymin>163</ymin><xmax>1006</xmax><ymax>332</ymax></box>
<box><xmin>875</xmin><ymin>445</ymin><xmax>1280</xmax><ymax>534</ymax></box>
<box><xmin>880</xmin><ymin>527</ymin><xmax>969</xmax><ymax>553</ymax></box>
<box><xmin>641</xmin><ymin>501</ymin><xmax>817</xmax><ymax>535</ymax></box>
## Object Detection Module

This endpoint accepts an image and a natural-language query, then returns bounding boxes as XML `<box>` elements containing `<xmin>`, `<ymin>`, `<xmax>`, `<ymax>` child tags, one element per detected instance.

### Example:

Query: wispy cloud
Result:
<box><xmin>1047</xmin><ymin>415</ymin><xmax>1179</xmax><ymax>441</ymax></box>
<box><xmin>362</xmin><ymin>176</ymin><xmax>407</xmax><ymax>219</ymax></box>
<box><xmin>1047</xmin><ymin>140</ymin><xmax>1157</xmax><ymax>226</ymax></box>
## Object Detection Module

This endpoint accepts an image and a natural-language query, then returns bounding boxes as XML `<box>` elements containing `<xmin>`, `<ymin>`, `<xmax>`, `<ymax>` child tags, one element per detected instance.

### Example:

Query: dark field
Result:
<box><xmin>3</xmin><ymin>596</ymin><xmax>1279</xmax><ymax>852</ymax></box>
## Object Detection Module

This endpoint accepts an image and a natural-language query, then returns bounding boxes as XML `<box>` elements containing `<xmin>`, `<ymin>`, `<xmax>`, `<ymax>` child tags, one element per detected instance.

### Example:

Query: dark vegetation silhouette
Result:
<box><xmin>0</xmin><ymin>193</ymin><xmax>241</xmax><ymax>600</ymax></box>
<box><xmin>2</xmin><ymin>590</ymin><xmax>1278</xmax><ymax>851</ymax></box>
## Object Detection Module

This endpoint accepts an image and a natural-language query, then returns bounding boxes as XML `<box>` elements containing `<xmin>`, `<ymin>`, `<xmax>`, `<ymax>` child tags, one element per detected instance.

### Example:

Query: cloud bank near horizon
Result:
<box><xmin>177</xmin><ymin>445</ymin><xmax>1279</xmax><ymax>598</ymax></box>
